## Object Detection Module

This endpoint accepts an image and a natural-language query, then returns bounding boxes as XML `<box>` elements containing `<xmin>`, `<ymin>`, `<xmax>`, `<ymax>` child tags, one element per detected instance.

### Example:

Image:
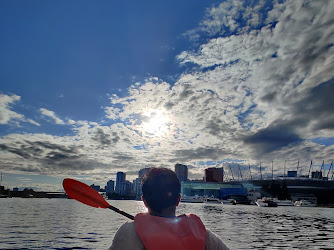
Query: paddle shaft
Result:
<box><xmin>109</xmin><ymin>205</ymin><xmax>134</xmax><ymax>220</ymax></box>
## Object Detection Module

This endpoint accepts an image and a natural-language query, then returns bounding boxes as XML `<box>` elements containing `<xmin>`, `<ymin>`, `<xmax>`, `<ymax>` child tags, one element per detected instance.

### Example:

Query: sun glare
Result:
<box><xmin>142</xmin><ymin>109</ymin><xmax>170</xmax><ymax>137</ymax></box>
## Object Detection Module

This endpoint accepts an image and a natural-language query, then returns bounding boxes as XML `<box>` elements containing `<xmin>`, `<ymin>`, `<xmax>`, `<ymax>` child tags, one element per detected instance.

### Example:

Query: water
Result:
<box><xmin>1</xmin><ymin>198</ymin><xmax>333</xmax><ymax>249</ymax></box>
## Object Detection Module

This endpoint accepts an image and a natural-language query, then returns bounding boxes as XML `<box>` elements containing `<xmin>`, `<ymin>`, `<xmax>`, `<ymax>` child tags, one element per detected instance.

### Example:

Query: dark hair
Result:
<box><xmin>142</xmin><ymin>168</ymin><xmax>181</xmax><ymax>213</ymax></box>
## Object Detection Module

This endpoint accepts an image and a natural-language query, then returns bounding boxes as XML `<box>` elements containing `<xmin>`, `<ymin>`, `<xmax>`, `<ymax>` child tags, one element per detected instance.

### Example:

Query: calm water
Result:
<box><xmin>1</xmin><ymin>198</ymin><xmax>333</xmax><ymax>249</ymax></box>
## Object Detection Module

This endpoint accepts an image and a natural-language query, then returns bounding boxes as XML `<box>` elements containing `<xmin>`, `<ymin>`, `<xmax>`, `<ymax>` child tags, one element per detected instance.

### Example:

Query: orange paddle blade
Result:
<box><xmin>63</xmin><ymin>178</ymin><xmax>110</xmax><ymax>208</ymax></box>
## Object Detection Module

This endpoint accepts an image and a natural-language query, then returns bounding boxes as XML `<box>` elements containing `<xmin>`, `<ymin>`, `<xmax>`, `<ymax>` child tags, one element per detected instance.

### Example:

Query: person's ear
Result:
<box><xmin>141</xmin><ymin>195</ymin><xmax>149</xmax><ymax>208</ymax></box>
<box><xmin>176</xmin><ymin>194</ymin><xmax>181</xmax><ymax>206</ymax></box>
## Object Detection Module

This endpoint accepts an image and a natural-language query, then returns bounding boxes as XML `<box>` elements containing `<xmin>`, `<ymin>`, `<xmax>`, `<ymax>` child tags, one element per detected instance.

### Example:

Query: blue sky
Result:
<box><xmin>1</xmin><ymin>0</ymin><xmax>334</xmax><ymax>191</ymax></box>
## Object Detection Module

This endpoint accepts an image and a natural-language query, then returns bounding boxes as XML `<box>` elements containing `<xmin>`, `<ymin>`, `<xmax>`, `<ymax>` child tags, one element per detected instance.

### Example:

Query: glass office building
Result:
<box><xmin>181</xmin><ymin>181</ymin><xmax>244</xmax><ymax>198</ymax></box>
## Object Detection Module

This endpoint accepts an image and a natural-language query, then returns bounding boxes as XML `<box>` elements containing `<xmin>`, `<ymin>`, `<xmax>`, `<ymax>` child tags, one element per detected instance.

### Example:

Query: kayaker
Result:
<box><xmin>109</xmin><ymin>167</ymin><xmax>230</xmax><ymax>250</ymax></box>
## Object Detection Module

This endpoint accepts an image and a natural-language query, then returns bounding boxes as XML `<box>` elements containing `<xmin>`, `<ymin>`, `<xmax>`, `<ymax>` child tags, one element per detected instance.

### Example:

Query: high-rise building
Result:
<box><xmin>115</xmin><ymin>172</ymin><xmax>126</xmax><ymax>194</ymax></box>
<box><xmin>138</xmin><ymin>168</ymin><xmax>150</xmax><ymax>196</ymax></box>
<box><xmin>133</xmin><ymin>178</ymin><xmax>141</xmax><ymax>196</ymax></box>
<box><xmin>119</xmin><ymin>181</ymin><xmax>132</xmax><ymax>196</ymax></box>
<box><xmin>205</xmin><ymin>167</ymin><xmax>224</xmax><ymax>183</ymax></box>
<box><xmin>175</xmin><ymin>163</ymin><xmax>188</xmax><ymax>182</ymax></box>
<box><xmin>105</xmin><ymin>180</ymin><xmax>115</xmax><ymax>194</ymax></box>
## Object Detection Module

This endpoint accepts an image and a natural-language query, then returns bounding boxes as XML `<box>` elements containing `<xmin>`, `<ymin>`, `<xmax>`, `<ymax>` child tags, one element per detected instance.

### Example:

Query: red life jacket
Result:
<box><xmin>134</xmin><ymin>212</ymin><xmax>207</xmax><ymax>250</ymax></box>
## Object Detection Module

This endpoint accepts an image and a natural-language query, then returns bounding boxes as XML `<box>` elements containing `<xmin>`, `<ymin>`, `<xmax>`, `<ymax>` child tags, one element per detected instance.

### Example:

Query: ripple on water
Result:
<box><xmin>1</xmin><ymin>199</ymin><xmax>334</xmax><ymax>249</ymax></box>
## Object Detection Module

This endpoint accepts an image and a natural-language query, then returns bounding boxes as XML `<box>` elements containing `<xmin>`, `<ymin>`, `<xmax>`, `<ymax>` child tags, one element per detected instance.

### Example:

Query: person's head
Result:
<box><xmin>141</xmin><ymin>168</ymin><xmax>181</xmax><ymax>215</ymax></box>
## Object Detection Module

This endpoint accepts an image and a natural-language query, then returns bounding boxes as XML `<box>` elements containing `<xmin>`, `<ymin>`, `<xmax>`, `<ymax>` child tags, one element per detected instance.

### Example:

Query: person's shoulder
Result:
<box><xmin>109</xmin><ymin>221</ymin><xmax>144</xmax><ymax>250</ymax></box>
<box><xmin>206</xmin><ymin>228</ymin><xmax>231</xmax><ymax>250</ymax></box>
<box><xmin>118</xmin><ymin>221</ymin><xmax>136</xmax><ymax>232</ymax></box>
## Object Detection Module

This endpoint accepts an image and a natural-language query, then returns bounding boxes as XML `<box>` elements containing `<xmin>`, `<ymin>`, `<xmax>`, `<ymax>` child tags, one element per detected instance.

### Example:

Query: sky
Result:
<box><xmin>1</xmin><ymin>0</ymin><xmax>334</xmax><ymax>191</ymax></box>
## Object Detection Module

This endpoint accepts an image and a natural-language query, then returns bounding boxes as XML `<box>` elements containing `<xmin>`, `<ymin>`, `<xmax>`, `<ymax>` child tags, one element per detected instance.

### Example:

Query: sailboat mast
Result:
<box><xmin>238</xmin><ymin>164</ymin><xmax>243</xmax><ymax>181</ymax></box>
<box><xmin>260</xmin><ymin>162</ymin><xmax>262</xmax><ymax>180</ymax></box>
<box><xmin>320</xmin><ymin>160</ymin><xmax>324</xmax><ymax>179</ymax></box>
<box><xmin>296</xmin><ymin>160</ymin><xmax>299</xmax><ymax>178</ymax></box>
<box><xmin>327</xmin><ymin>161</ymin><xmax>333</xmax><ymax>179</ymax></box>
<box><xmin>272</xmin><ymin>161</ymin><xmax>274</xmax><ymax>180</ymax></box>
<box><xmin>229</xmin><ymin>165</ymin><xmax>234</xmax><ymax>181</ymax></box>
<box><xmin>308</xmin><ymin>160</ymin><xmax>312</xmax><ymax>178</ymax></box>
<box><xmin>249</xmin><ymin>164</ymin><xmax>252</xmax><ymax>180</ymax></box>
<box><xmin>284</xmin><ymin>160</ymin><xmax>286</xmax><ymax>179</ymax></box>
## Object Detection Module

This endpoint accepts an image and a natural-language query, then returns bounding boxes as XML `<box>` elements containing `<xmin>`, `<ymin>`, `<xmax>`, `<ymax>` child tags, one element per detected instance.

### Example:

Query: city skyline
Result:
<box><xmin>1</xmin><ymin>0</ymin><xmax>334</xmax><ymax>191</ymax></box>
<box><xmin>4</xmin><ymin>160</ymin><xmax>332</xmax><ymax>193</ymax></box>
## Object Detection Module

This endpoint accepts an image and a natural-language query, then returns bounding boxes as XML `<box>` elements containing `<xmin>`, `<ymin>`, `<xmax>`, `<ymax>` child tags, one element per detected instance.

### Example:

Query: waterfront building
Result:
<box><xmin>311</xmin><ymin>171</ymin><xmax>322</xmax><ymax>179</ymax></box>
<box><xmin>90</xmin><ymin>184</ymin><xmax>101</xmax><ymax>192</ymax></box>
<box><xmin>133</xmin><ymin>178</ymin><xmax>141</xmax><ymax>197</ymax></box>
<box><xmin>181</xmin><ymin>181</ymin><xmax>243</xmax><ymax>199</ymax></box>
<box><xmin>205</xmin><ymin>167</ymin><xmax>224</xmax><ymax>183</ymax></box>
<box><xmin>220</xmin><ymin>187</ymin><xmax>247</xmax><ymax>200</ymax></box>
<box><xmin>115</xmin><ymin>172</ymin><xmax>126</xmax><ymax>194</ymax></box>
<box><xmin>288</xmin><ymin>171</ymin><xmax>297</xmax><ymax>178</ymax></box>
<box><xmin>175</xmin><ymin>163</ymin><xmax>188</xmax><ymax>182</ymax></box>
<box><xmin>119</xmin><ymin>180</ymin><xmax>132</xmax><ymax>196</ymax></box>
<box><xmin>105</xmin><ymin>180</ymin><xmax>115</xmax><ymax>195</ymax></box>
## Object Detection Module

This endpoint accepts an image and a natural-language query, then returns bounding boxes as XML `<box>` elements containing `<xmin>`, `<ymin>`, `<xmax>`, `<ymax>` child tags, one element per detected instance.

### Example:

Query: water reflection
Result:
<box><xmin>0</xmin><ymin>199</ymin><xmax>333</xmax><ymax>249</ymax></box>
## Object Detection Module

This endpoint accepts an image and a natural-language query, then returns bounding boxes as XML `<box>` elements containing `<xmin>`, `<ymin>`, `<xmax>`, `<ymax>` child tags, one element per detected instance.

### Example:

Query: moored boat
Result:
<box><xmin>294</xmin><ymin>199</ymin><xmax>317</xmax><ymax>207</ymax></box>
<box><xmin>255</xmin><ymin>198</ymin><xmax>277</xmax><ymax>207</ymax></box>
<box><xmin>205</xmin><ymin>195</ymin><xmax>222</xmax><ymax>204</ymax></box>
<box><xmin>273</xmin><ymin>199</ymin><xmax>294</xmax><ymax>206</ymax></box>
<box><xmin>180</xmin><ymin>195</ymin><xmax>205</xmax><ymax>203</ymax></box>
<box><xmin>222</xmin><ymin>199</ymin><xmax>236</xmax><ymax>205</ymax></box>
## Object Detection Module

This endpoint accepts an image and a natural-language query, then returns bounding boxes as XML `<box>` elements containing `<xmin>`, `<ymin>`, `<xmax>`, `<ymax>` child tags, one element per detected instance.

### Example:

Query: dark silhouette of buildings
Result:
<box><xmin>175</xmin><ymin>163</ymin><xmax>188</xmax><ymax>182</ymax></box>
<box><xmin>205</xmin><ymin>167</ymin><xmax>224</xmax><ymax>183</ymax></box>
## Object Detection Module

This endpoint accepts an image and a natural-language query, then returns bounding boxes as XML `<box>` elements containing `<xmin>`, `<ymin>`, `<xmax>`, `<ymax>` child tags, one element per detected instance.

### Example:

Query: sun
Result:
<box><xmin>142</xmin><ymin>109</ymin><xmax>170</xmax><ymax>137</ymax></box>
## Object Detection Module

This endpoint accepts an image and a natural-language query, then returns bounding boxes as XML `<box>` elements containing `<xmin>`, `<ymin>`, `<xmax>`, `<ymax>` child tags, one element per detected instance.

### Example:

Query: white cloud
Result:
<box><xmin>0</xmin><ymin>94</ymin><xmax>40</xmax><ymax>126</ymax></box>
<box><xmin>67</xmin><ymin>119</ymin><xmax>76</xmax><ymax>125</ymax></box>
<box><xmin>1</xmin><ymin>0</ymin><xmax>334</xmax><ymax>182</ymax></box>
<box><xmin>40</xmin><ymin>108</ymin><xmax>65</xmax><ymax>125</ymax></box>
<box><xmin>99</xmin><ymin>0</ymin><xmax>334</xmax><ymax>170</ymax></box>
<box><xmin>0</xmin><ymin>94</ymin><xmax>23</xmax><ymax>124</ymax></box>
<box><xmin>104</xmin><ymin>107</ymin><xmax>121</xmax><ymax>120</ymax></box>
<box><xmin>177</xmin><ymin>0</ymin><xmax>334</xmax><ymax>138</ymax></box>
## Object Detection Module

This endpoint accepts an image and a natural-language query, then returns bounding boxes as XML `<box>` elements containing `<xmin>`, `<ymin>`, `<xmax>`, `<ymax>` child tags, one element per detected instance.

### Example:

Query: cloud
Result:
<box><xmin>243</xmin><ymin>125</ymin><xmax>302</xmax><ymax>155</ymax></box>
<box><xmin>183</xmin><ymin>0</ymin><xmax>269</xmax><ymax>40</ymax></box>
<box><xmin>0</xmin><ymin>121</ymin><xmax>154</xmax><ymax>177</ymax></box>
<box><xmin>93</xmin><ymin>128</ymin><xmax>120</xmax><ymax>148</ymax></box>
<box><xmin>177</xmin><ymin>0</ymin><xmax>334</xmax><ymax>142</ymax></box>
<box><xmin>67</xmin><ymin>119</ymin><xmax>76</xmax><ymax>125</ymax></box>
<box><xmin>99</xmin><ymin>0</ymin><xmax>334</xmax><ymax>172</ymax></box>
<box><xmin>40</xmin><ymin>108</ymin><xmax>65</xmax><ymax>125</ymax></box>
<box><xmin>0</xmin><ymin>94</ymin><xmax>40</xmax><ymax>126</ymax></box>
<box><xmin>1</xmin><ymin>0</ymin><xmax>334</xmax><ymax>182</ymax></box>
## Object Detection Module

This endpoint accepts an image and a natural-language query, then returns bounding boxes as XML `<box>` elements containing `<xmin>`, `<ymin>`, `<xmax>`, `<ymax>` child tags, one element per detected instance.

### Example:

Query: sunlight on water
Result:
<box><xmin>0</xmin><ymin>198</ymin><xmax>333</xmax><ymax>249</ymax></box>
